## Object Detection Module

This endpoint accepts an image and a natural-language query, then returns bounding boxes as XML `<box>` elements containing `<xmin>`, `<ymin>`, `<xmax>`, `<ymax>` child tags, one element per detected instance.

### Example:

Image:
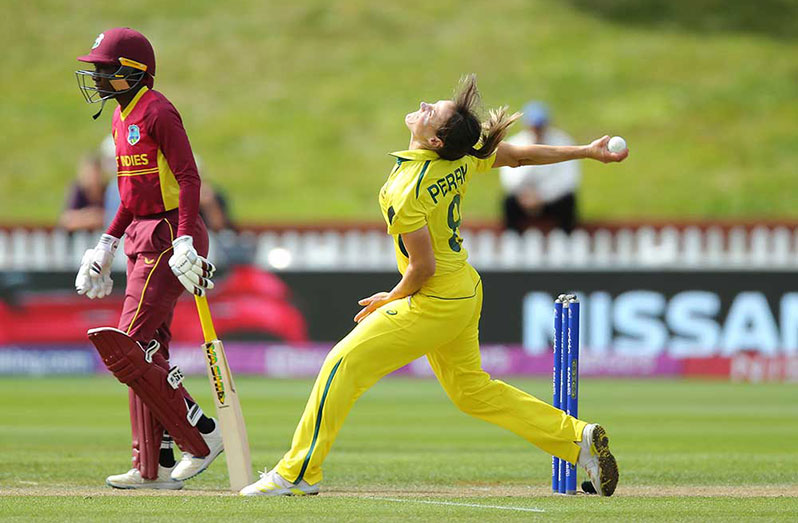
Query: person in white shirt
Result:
<box><xmin>499</xmin><ymin>102</ymin><xmax>581</xmax><ymax>232</ymax></box>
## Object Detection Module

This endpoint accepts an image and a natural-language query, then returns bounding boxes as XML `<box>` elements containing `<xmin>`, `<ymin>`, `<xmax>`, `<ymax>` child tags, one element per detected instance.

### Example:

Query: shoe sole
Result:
<box><xmin>241</xmin><ymin>489</ymin><xmax>320</xmax><ymax>497</ymax></box>
<box><xmin>590</xmin><ymin>425</ymin><xmax>619</xmax><ymax>497</ymax></box>
<box><xmin>280</xmin><ymin>490</ymin><xmax>319</xmax><ymax>497</ymax></box>
<box><xmin>106</xmin><ymin>479</ymin><xmax>184</xmax><ymax>490</ymax></box>
<box><xmin>173</xmin><ymin>446</ymin><xmax>225</xmax><ymax>481</ymax></box>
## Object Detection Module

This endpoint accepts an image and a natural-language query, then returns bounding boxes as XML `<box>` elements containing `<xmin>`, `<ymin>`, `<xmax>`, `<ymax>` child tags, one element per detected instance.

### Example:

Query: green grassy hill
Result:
<box><xmin>3</xmin><ymin>0</ymin><xmax>796</xmax><ymax>224</ymax></box>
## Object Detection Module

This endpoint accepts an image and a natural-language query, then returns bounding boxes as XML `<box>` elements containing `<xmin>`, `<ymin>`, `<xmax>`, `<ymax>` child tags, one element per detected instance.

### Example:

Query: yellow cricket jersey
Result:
<box><xmin>379</xmin><ymin>148</ymin><xmax>496</xmax><ymax>298</ymax></box>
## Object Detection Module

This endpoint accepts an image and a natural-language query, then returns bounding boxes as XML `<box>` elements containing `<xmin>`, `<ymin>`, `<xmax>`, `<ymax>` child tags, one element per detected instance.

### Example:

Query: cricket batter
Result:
<box><xmin>242</xmin><ymin>75</ymin><xmax>627</xmax><ymax>498</ymax></box>
<box><xmin>74</xmin><ymin>27</ymin><xmax>223</xmax><ymax>489</ymax></box>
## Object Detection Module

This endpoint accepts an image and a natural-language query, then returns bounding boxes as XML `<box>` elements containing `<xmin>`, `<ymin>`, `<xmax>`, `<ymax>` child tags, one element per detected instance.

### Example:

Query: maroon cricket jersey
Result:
<box><xmin>106</xmin><ymin>86</ymin><xmax>200</xmax><ymax>239</ymax></box>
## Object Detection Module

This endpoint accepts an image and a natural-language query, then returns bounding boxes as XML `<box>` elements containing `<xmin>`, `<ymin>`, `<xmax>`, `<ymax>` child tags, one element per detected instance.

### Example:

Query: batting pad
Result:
<box><xmin>129</xmin><ymin>390</ymin><xmax>163</xmax><ymax>480</ymax></box>
<box><xmin>88</xmin><ymin>327</ymin><xmax>210</xmax><ymax>458</ymax></box>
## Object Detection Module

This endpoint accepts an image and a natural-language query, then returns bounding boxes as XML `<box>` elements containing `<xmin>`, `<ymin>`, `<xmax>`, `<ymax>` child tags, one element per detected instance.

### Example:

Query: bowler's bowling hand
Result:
<box><xmin>169</xmin><ymin>235</ymin><xmax>216</xmax><ymax>297</ymax></box>
<box><xmin>587</xmin><ymin>135</ymin><xmax>628</xmax><ymax>163</ymax></box>
<box><xmin>354</xmin><ymin>291</ymin><xmax>392</xmax><ymax>323</ymax></box>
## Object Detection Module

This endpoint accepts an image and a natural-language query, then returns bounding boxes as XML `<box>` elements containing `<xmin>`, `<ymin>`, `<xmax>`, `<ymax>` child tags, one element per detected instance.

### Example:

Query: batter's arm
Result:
<box><xmin>105</xmin><ymin>204</ymin><xmax>133</xmax><ymax>238</ymax></box>
<box><xmin>152</xmin><ymin>105</ymin><xmax>200</xmax><ymax>238</ymax></box>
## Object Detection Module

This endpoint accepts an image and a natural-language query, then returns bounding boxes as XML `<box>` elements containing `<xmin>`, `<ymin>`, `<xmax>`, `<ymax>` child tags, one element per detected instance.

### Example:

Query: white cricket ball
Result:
<box><xmin>608</xmin><ymin>136</ymin><xmax>627</xmax><ymax>153</ymax></box>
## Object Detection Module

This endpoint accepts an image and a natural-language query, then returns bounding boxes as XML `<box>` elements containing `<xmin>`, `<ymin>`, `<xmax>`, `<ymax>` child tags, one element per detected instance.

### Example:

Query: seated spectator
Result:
<box><xmin>499</xmin><ymin>102</ymin><xmax>581</xmax><ymax>233</ymax></box>
<box><xmin>59</xmin><ymin>153</ymin><xmax>107</xmax><ymax>232</ymax></box>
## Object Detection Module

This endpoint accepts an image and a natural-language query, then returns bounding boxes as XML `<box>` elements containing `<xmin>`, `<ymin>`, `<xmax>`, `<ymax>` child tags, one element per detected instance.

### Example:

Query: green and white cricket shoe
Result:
<box><xmin>106</xmin><ymin>466</ymin><xmax>184</xmax><ymax>490</ymax></box>
<box><xmin>239</xmin><ymin>469</ymin><xmax>320</xmax><ymax>497</ymax></box>
<box><xmin>577</xmin><ymin>424</ymin><xmax>619</xmax><ymax>496</ymax></box>
<box><xmin>171</xmin><ymin>420</ymin><xmax>224</xmax><ymax>481</ymax></box>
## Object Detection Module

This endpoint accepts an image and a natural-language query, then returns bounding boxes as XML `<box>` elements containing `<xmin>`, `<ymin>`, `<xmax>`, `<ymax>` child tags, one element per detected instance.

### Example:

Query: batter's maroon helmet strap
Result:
<box><xmin>87</xmin><ymin>327</ymin><xmax>209</xmax><ymax>457</ymax></box>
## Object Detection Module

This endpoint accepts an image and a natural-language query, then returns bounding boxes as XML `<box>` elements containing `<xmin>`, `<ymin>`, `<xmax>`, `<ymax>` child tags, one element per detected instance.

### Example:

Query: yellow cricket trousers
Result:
<box><xmin>276</xmin><ymin>269</ymin><xmax>586</xmax><ymax>485</ymax></box>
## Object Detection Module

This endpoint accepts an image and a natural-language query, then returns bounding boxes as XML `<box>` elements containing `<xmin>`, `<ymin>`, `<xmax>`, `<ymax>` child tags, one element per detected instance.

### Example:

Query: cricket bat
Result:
<box><xmin>194</xmin><ymin>294</ymin><xmax>254</xmax><ymax>491</ymax></box>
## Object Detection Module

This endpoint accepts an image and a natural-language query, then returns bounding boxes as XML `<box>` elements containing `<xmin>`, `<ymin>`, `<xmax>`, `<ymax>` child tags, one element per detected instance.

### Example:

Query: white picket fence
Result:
<box><xmin>1</xmin><ymin>226</ymin><xmax>797</xmax><ymax>272</ymax></box>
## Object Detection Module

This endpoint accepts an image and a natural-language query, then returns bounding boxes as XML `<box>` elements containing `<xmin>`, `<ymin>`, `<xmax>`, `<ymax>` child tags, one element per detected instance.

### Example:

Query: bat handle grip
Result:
<box><xmin>194</xmin><ymin>295</ymin><xmax>218</xmax><ymax>343</ymax></box>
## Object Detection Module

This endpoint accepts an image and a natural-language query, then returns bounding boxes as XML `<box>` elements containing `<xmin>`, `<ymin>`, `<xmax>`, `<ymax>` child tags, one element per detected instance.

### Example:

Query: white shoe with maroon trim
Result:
<box><xmin>106</xmin><ymin>465</ymin><xmax>184</xmax><ymax>490</ymax></box>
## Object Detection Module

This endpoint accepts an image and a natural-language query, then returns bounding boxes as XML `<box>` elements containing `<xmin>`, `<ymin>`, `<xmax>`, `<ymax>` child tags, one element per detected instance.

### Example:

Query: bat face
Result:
<box><xmin>204</xmin><ymin>341</ymin><xmax>227</xmax><ymax>406</ymax></box>
<box><xmin>195</xmin><ymin>295</ymin><xmax>253</xmax><ymax>490</ymax></box>
<box><xmin>203</xmin><ymin>339</ymin><xmax>253</xmax><ymax>490</ymax></box>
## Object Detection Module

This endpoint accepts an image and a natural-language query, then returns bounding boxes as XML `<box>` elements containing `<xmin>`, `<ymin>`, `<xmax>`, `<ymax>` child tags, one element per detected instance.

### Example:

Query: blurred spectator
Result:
<box><xmin>99</xmin><ymin>135</ymin><xmax>121</xmax><ymax>228</ymax></box>
<box><xmin>193</xmin><ymin>154</ymin><xmax>235</xmax><ymax>232</ymax></box>
<box><xmin>59</xmin><ymin>153</ymin><xmax>107</xmax><ymax>231</ymax></box>
<box><xmin>499</xmin><ymin>102</ymin><xmax>581</xmax><ymax>233</ymax></box>
<box><xmin>200</xmin><ymin>181</ymin><xmax>235</xmax><ymax>232</ymax></box>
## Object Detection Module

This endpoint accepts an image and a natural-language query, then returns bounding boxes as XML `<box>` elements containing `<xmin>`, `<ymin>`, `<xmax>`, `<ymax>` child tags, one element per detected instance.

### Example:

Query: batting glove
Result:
<box><xmin>75</xmin><ymin>233</ymin><xmax>119</xmax><ymax>299</ymax></box>
<box><xmin>168</xmin><ymin>235</ymin><xmax>216</xmax><ymax>296</ymax></box>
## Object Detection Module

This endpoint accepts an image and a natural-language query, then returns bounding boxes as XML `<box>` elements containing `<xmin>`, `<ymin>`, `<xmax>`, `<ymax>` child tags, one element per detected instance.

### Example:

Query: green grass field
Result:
<box><xmin>3</xmin><ymin>1</ymin><xmax>797</xmax><ymax>224</ymax></box>
<box><xmin>0</xmin><ymin>376</ymin><xmax>796</xmax><ymax>521</ymax></box>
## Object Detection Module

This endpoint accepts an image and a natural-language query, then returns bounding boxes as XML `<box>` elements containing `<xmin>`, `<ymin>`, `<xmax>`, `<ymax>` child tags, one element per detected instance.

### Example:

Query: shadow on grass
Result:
<box><xmin>565</xmin><ymin>0</ymin><xmax>797</xmax><ymax>40</ymax></box>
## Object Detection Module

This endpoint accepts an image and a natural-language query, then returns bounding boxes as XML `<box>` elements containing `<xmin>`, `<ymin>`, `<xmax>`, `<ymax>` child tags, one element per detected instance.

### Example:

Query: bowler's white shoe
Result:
<box><xmin>239</xmin><ymin>469</ymin><xmax>320</xmax><ymax>497</ymax></box>
<box><xmin>171</xmin><ymin>420</ymin><xmax>224</xmax><ymax>481</ymax></box>
<box><xmin>106</xmin><ymin>466</ymin><xmax>184</xmax><ymax>490</ymax></box>
<box><xmin>577</xmin><ymin>424</ymin><xmax>619</xmax><ymax>496</ymax></box>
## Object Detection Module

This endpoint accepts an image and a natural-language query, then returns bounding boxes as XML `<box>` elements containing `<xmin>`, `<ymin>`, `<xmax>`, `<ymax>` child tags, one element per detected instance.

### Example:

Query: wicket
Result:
<box><xmin>552</xmin><ymin>294</ymin><xmax>580</xmax><ymax>495</ymax></box>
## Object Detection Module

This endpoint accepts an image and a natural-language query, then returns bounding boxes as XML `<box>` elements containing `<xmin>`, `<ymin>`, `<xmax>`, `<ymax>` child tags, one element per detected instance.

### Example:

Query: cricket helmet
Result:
<box><xmin>75</xmin><ymin>28</ymin><xmax>156</xmax><ymax>106</ymax></box>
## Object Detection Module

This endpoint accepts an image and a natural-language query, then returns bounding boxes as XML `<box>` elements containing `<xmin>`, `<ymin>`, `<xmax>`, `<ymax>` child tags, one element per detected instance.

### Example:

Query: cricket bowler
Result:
<box><xmin>74</xmin><ymin>27</ymin><xmax>223</xmax><ymax>489</ymax></box>
<box><xmin>241</xmin><ymin>75</ymin><xmax>625</xmax><ymax>497</ymax></box>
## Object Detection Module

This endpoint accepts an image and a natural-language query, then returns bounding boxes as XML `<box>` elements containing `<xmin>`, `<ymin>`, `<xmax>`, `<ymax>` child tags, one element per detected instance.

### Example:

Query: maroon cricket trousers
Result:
<box><xmin>116</xmin><ymin>209</ymin><xmax>210</xmax><ymax>479</ymax></box>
